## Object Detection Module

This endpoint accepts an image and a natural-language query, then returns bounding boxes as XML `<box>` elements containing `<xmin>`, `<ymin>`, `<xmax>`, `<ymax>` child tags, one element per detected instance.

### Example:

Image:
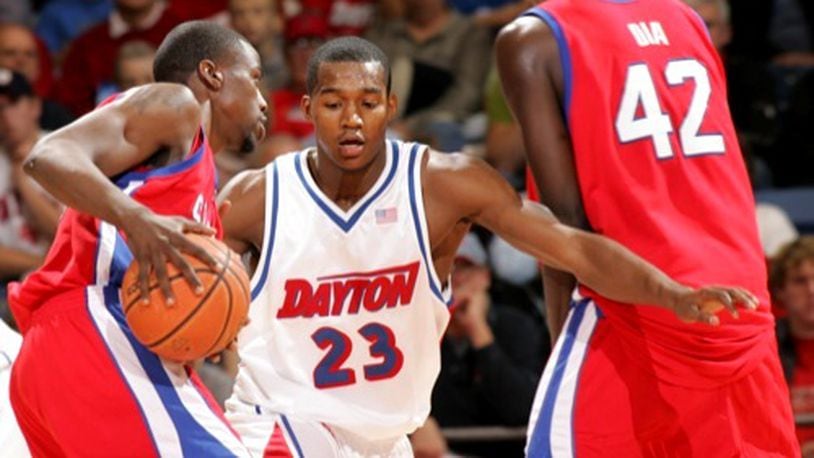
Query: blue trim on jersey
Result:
<box><xmin>251</xmin><ymin>163</ymin><xmax>280</xmax><ymax>300</ymax></box>
<box><xmin>84</xmin><ymin>288</ymin><xmax>161</xmax><ymax>457</ymax></box>
<box><xmin>101</xmin><ymin>286</ymin><xmax>239</xmax><ymax>457</ymax></box>
<box><xmin>280</xmin><ymin>414</ymin><xmax>305</xmax><ymax>458</ymax></box>
<box><xmin>109</xmin><ymin>233</ymin><xmax>134</xmax><ymax>286</ymax></box>
<box><xmin>524</xmin><ymin>7</ymin><xmax>573</xmax><ymax>123</ymax></box>
<box><xmin>114</xmin><ymin>138</ymin><xmax>207</xmax><ymax>188</ymax></box>
<box><xmin>527</xmin><ymin>298</ymin><xmax>589</xmax><ymax>457</ymax></box>
<box><xmin>294</xmin><ymin>142</ymin><xmax>399</xmax><ymax>233</ymax></box>
<box><xmin>406</xmin><ymin>144</ymin><xmax>448</xmax><ymax>306</ymax></box>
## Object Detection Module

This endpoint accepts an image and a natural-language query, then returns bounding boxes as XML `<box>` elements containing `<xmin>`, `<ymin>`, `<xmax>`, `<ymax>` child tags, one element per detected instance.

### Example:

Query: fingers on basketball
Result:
<box><xmin>121</xmin><ymin>233</ymin><xmax>251</xmax><ymax>362</ymax></box>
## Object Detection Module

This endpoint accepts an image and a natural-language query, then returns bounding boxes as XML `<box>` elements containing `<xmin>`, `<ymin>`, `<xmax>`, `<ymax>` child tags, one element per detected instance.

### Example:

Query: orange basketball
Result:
<box><xmin>121</xmin><ymin>234</ymin><xmax>250</xmax><ymax>362</ymax></box>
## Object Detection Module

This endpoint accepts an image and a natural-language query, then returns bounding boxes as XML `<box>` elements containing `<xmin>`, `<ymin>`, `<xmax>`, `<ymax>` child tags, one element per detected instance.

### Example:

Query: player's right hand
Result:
<box><xmin>672</xmin><ymin>286</ymin><xmax>759</xmax><ymax>326</ymax></box>
<box><xmin>120</xmin><ymin>206</ymin><xmax>217</xmax><ymax>305</ymax></box>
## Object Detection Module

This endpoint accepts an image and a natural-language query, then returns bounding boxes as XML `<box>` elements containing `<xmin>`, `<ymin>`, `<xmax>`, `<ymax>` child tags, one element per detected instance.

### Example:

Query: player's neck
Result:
<box><xmin>307</xmin><ymin>147</ymin><xmax>387</xmax><ymax>211</ymax></box>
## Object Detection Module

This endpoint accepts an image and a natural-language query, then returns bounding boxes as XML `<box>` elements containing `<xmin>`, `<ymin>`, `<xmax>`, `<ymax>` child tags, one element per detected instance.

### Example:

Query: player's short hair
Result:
<box><xmin>153</xmin><ymin>21</ymin><xmax>246</xmax><ymax>83</ymax></box>
<box><xmin>306</xmin><ymin>37</ymin><xmax>391</xmax><ymax>95</ymax></box>
<box><xmin>770</xmin><ymin>236</ymin><xmax>814</xmax><ymax>294</ymax></box>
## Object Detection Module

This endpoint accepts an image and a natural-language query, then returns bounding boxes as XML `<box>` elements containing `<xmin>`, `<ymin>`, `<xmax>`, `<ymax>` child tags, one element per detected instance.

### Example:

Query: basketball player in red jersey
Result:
<box><xmin>497</xmin><ymin>0</ymin><xmax>798</xmax><ymax>456</ymax></box>
<box><xmin>219</xmin><ymin>37</ymin><xmax>758</xmax><ymax>456</ymax></box>
<box><xmin>6</xmin><ymin>22</ymin><xmax>266</xmax><ymax>456</ymax></box>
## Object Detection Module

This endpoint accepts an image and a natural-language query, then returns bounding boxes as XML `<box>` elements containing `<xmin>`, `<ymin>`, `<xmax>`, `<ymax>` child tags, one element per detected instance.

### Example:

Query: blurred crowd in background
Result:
<box><xmin>0</xmin><ymin>0</ymin><xmax>813</xmax><ymax>456</ymax></box>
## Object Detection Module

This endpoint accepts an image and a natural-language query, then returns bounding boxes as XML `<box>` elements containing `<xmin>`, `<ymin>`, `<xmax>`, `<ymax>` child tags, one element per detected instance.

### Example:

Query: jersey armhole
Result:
<box><xmin>249</xmin><ymin>162</ymin><xmax>280</xmax><ymax>300</ymax></box>
<box><xmin>523</xmin><ymin>6</ymin><xmax>574</xmax><ymax>123</ymax></box>
<box><xmin>406</xmin><ymin>144</ymin><xmax>453</xmax><ymax>307</ymax></box>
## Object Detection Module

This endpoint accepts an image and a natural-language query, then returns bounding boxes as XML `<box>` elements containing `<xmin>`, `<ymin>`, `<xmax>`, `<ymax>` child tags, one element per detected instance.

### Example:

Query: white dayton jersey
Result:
<box><xmin>233</xmin><ymin>140</ymin><xmax>452</xmax><ymax>440</ymax></box>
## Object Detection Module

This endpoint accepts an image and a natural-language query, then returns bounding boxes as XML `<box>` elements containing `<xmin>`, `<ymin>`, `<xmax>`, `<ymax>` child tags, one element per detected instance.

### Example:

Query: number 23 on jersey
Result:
<box><xmin>311</xmin><ymin>322</ymin><xmax>404</xmax><ymax>389</ymax></box>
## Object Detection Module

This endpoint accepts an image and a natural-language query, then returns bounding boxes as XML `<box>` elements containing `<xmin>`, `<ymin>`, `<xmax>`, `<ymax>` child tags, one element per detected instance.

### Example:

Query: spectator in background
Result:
<box><xmin>430</xmin><ymin>232</ymin><xmax>547</xmax><ymax>456</ymax></box>
<box><xmin>229</xmin><ymin>0</ymin><xmax>289</xmax><ymax>92</ymax></box>
<box><xmin>0</xmin><ymin>23</ymin><xmax>73</xmax><ymax>130</ymax></box>
<box><xmin>0</xmin><ymin>0</ymin><xmax>33</xmax><ymax>27</ymax></box>
<box><xmin>96</xmin><ymin>40</ymin><xmax>156</xmax><ymax>102</ymax></box>
<box><xmin>166</xmin><ymin>0</ymin><xmax>229</xmax><ymax>23</ymax></box>
<box><xmin>278</xmin><ymin>0</ymin><xmax>375</xmax><ymax>36</ymax></box>
<box><xmin>267</xmin><ymin>12</ymin><xmax>328</xmax><ymax>146</ymax></box>
<box><xmin>54</xmin><ymin>0</ymin><xmax>183</xmax><ymax>116</ymax></box>
<box><xmin>773</xmin><ymin>237</ymin><xmax>814</xmax><ymax>457</ymax></box>
<box><xmin>0</xmin><ymin>70</ymin><xmax>60</xmax><ymax>283</ymax></box>
<box><xmin>113</xmin><ymin>40</ymin><xmax>155</xmax><ymax>91</ymax></box>
<box><xmin>365</xmin><ymin>0</ymin><xmax>491</xmax><ymax>151</ymax></box>
<box><xmin>684</xmin><ymin>0</ymin><xmax>732</xmax><ymax>51</ymax></box>
<box><xmin>35</xmin><ymin>0</ymin><xmax>113</xmax><ymax>60</ymax></box>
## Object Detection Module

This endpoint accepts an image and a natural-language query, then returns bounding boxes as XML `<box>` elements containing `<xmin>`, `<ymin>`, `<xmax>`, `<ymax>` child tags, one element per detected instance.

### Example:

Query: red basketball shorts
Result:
<box><xmin>10</xmin><ymin>286</ymin><xmax>249</xmax><ymax>457</ymax></box>
<box><xmin>526</xmin><ymin>295</ymin><xmax>799</xmax><ymax>457</ymax></box>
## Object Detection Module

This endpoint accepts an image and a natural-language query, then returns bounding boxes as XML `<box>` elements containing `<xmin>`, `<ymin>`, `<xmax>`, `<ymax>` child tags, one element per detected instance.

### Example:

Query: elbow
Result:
<box><xmin>22</xmin><ymin>142</ymin><xmax>54</xmax><ymax>181</ymax></box>
<box><xmin>22</xmin><ymin>153</ymin><xmax>39</xmax><ymax>178</ymax></box>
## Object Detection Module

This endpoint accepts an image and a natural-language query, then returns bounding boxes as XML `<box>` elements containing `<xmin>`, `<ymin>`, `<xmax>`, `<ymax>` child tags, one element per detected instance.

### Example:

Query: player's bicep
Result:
<box><xmin>38</xmin><ymin>85</ymin><xmax>202</xmax><ymax>178</ymax></box>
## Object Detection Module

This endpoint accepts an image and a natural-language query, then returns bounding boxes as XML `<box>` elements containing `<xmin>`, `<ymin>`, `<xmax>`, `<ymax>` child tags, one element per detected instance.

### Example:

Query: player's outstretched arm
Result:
<box><xmin>427</xmin><ymin>152</ymin><xmax>758</xmax><ymax>326</ymax></box>
<box><xmin>22</xmin><ymin>84</ymin><xmax>217</xmax><ymax>303</ymax></box>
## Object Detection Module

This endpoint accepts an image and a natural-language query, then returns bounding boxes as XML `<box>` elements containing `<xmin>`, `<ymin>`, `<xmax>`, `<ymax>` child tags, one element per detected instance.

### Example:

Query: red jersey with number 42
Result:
<box><xmin>527</xmin><ymin>0</ymin><xmax>774</xmax><ymax>388</ymax></box>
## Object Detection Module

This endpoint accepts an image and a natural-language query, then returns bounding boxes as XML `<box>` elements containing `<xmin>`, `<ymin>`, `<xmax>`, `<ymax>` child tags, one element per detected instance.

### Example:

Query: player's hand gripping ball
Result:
<box><xmin>121</xmin><ymin>234</ymin><xmax>250</xmax><ymax>362</ymax></box>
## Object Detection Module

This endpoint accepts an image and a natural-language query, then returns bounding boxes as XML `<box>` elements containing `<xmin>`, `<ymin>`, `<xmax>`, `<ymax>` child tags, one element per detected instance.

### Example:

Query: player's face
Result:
<box><xmin>780</xmin><ymin>260</ymin><xmax>814</xmax><ymax>328</ymax></box>
<box><xmin>217</xmin><ymin>40</ymin><xmax>268</xmax><ymax>154</ymax></box>
<box><xmin>303</xmin><ymin>61</ymin><xmax>395</xmax><ymax>171</ymax></box>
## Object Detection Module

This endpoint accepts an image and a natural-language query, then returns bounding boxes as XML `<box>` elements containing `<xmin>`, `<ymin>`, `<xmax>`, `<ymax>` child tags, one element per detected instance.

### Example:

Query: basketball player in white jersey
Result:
<box><xmin>218</xmin><ymin>37</ymin><xmax>758</xmax><ymax>457</ymax></box>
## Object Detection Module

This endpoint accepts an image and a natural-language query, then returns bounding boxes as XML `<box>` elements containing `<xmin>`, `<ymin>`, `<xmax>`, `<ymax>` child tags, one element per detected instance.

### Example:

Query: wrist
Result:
<box><xmin>111</xmin><ymin>199</ymin><xmax>149</xmax><ymax>229</ymax></box>
<box><xmin>660</xmin><ymin>281</ymin><xmax>693</xmax><ymax>312</ymax></box>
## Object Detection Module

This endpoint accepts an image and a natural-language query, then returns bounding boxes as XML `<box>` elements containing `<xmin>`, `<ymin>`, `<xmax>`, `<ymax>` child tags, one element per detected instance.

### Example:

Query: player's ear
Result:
<box><xmin>387</xmin><ymin>93</ymin><xmax>398</xmax><ymax>122</ymax></box>
<box><xmin>301</xmin><ymin>95</ymin><xmax>313</xmax><ymax>122</ymax></box>
<box><xmin>198</xmin><ymin>59</ymin><xmax>224</xmax><ymax>91</ymax></box>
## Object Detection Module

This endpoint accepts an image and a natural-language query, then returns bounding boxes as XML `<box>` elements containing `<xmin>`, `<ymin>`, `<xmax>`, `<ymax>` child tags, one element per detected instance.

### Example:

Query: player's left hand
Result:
<box><xmin>672</xmin><ymin>286</ymin><xmax>759</xmax><ymax>326</ymax></box>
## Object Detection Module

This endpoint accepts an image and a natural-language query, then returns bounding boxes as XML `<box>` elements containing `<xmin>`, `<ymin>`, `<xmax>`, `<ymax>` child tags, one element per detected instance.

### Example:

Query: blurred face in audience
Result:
<box><xmin>0</xmin><ymin>94</ymin><xmax>41</xmax><ymax>151</ymax></box>
<box><xmin>780</xmin><ymin>259</ymin><xmax>814</xmax><ymax>332</ymax></box>
<box><xmin>115</xmin><ymin>0</ymin><xmax>157</xmax><ymax>14</ymax></box>
<box><xmin>687</xmin><ymin>0</ymin><xmax>731</xmax><ymax>52</ymax></box>
<box><xmin>117</xmin><ymin>54</ymin><xmax>155</xmax><ymax>90</ymax></box>
<box><xmin>286</xmin><ymin>37</ymin><xmax>323</xmax><ymax>91</ymax></box>
<box><xmin>230</xmin><ymin>0</ymin><xmax>276</xmax><ymax>46</ymax></box>
<box><xmin>0</xmin><ymin>25</ymin><xmax>39</xmax><ymax>83</ymax></box>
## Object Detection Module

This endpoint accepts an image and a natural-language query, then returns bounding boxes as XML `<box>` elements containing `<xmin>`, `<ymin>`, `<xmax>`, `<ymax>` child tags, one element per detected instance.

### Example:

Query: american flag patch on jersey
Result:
<box><xmin>375</xmin><ymin>207</ymin><xmax>397</xmax><ymax>224</ymax></box>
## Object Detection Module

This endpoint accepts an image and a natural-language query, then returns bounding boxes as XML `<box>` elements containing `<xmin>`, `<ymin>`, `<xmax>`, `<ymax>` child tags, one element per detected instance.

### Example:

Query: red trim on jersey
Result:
<box><xmin>263</xmin><ymin>424</ymin><xmax>294</xmax><ymax>458</ymax></box>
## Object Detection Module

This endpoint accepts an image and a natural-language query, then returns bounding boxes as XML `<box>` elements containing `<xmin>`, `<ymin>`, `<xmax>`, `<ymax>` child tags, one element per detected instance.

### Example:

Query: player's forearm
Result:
<box><xmin>23</xmin><ymin>139</ymin><xmax>146</xmax><ymax>227</ymax></box>
<box><xmin>571</xmin><ymin>231</ymin><xmax>690</xmax><ymax>310</ymax></box>
<box><xmin>542</xmin><ymin>267</ymin><xmax>574</xmax><ymax>344</ymax></box>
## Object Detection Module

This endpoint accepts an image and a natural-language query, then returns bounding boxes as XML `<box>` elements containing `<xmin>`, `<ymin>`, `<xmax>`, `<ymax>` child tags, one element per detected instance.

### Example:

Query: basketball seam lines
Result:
<box><xmin>142</xmin><ymin>246</ymin><xmax>231</xmax><ymax>348</ymax></box>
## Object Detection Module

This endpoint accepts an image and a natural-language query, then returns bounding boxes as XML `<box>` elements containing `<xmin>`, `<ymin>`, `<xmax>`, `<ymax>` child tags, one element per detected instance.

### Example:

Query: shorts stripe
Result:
<box><xmin>280</xmin><ymin>415</ymin><xmax>305</xmax><ymax>458</ymax></box>
<box><xmin>527</xmin><ymin>297</ymin><xmax>598</xmax><ymax>457</ymax></box>
<box><xmin>86</xmin><ymin>286</ymin><xmax>182</xmax><ymax>457</ymax></box>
